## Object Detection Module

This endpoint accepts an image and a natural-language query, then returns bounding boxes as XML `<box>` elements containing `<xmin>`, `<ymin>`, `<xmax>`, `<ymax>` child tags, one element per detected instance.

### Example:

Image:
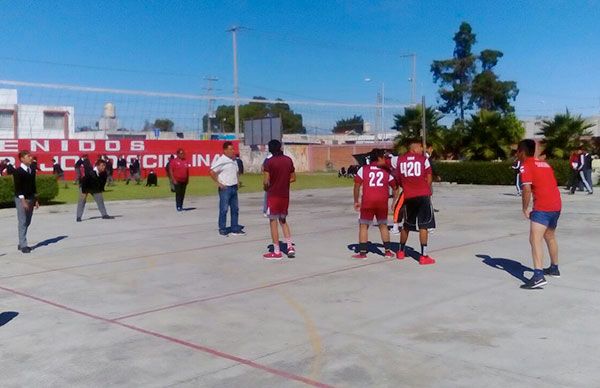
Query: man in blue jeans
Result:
<box><xmin>210</xmin><ymin>141</ymin><xmax>245</xmax><ymax>237</ymax></box>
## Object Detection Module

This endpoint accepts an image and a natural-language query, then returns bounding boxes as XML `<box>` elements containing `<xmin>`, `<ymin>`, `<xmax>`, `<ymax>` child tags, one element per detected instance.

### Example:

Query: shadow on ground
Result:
<box><xmin>0</xmin><ymin>312</ymin><xmax>19</xmax><ymax>327</ymax></box>
<box><xmin>477</xmin><ymin>254</ymin><xmax>532</xmax><ymax>282</ymax></box>
<box><xmin>33</xmin><ymin>235</ymin><xmax>68</xmax><ymax>250</ymax></box>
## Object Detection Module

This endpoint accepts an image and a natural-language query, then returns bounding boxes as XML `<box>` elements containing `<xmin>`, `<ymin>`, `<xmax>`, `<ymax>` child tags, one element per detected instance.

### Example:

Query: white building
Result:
<box><xmin>0</xmin><ymin>89</ymin><xmax>75</xmax><ymax>139</ymax></box>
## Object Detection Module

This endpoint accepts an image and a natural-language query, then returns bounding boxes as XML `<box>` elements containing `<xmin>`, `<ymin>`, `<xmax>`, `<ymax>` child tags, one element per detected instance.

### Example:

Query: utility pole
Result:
<box><xmin>381</xmin><ymin>82</ymin><xmax>385</xmax><ymax>141</ymax></box>
<box><xmin>203</xmin><ymin>76</ymin><xmax>218</xmax><ymax>137</ymax></box>
<box><xmin>227</xmin><ymin>26</ymin><xmax>241</xmax><ymax>137</ymax></box>
<box><xmin>421</xmin><ymin>95</ymin><xmax>427</xmax><ymax>150</ymax></box>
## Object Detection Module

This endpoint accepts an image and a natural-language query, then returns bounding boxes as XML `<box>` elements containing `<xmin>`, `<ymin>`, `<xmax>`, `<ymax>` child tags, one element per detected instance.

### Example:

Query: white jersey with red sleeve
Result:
<box><xmin>394</xmin><ymin>152</ymin><xmax>432</xmax><ymax>199</ymax></box>
<box><xmin>354</xmin><ymin>163</ymin><xmax>396</xmax><ymax>208</ymax></box>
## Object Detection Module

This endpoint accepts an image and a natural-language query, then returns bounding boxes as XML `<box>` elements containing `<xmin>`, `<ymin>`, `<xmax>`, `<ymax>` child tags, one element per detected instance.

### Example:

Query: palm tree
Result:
<box><xmin>537</xmin><ymin>110</ymin><xmax>593</xmax><ymax>159</ymax></box>
<box><xmin>392</xmin><ymin>106</ymin><xmax>445</xmax><ymax>154</ymax></box>
<box><xmin>462</xmin><ymin>110</ymin><xmax>524</xmax><ymax>160</ymax></box>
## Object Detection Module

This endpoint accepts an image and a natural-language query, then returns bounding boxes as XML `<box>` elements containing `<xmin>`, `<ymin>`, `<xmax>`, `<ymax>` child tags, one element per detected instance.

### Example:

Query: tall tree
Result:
<box><xmin>462</xmin><ymin>110</ymin><xmax>525</xmax><ymax>160</ymax></box>
<box><xmin>392</xmin><ymin>105</ymin><xmax>445</xmax><ymax>150</ymax></box>
<box><xmin>153</xmin><ymin>118</ymin><xmax>174</xmax><ymax>132</ymax></box>
<box><xmin>332</xmin><ymin>115</ymin><xmax>364</xmax><ymax>134</ymax></box>
<box><xmin>431</xmin><ymin>22</ymin><xmax>477</xmax><ymax>122</ymax></box>
<box><xmin>537</xmin><ymin>110</ymin><xmax>593</xmax><ymax>159</ymax></box>
<box><xmin>470</xmin><ymin>50</ymin><xmax>519</xmax><ymax>112</ymax></box>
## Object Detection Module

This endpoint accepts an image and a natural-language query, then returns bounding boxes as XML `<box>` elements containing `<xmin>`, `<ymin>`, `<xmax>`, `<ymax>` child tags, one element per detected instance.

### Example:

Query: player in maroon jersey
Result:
<box><xmin>352</xmin><ymin>148</ymin><xmax>399</xmax><ymax>259</ymax></box>
<box><xmin>394</xmin><ymin>138</ymin><xmax>436</xmax><ymax>265</ymax></box>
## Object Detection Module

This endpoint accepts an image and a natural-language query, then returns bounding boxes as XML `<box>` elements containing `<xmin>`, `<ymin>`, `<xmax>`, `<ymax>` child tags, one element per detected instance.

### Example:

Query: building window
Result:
<box><xmin>0</xmin><ymin>110</ymin><xmax>14</xmax><ymax>131</ymax></box>
<box><xmin>43</xmin><ymin>111</ymin><xmax>66</xmax><ymax>131</ymax></box>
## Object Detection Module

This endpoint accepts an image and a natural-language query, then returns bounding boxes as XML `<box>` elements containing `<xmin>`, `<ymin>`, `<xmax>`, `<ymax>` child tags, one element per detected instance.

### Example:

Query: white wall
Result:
<box><xmin>16</xmin><ymin>105</ymin><xmax>75</xmax><ymax>139</ymax></box>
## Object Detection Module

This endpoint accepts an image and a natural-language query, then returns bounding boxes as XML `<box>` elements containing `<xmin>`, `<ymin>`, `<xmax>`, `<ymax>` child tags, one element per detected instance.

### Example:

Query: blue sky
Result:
<box><xmin>1</xmin><ymin>0</ymin><xmax>599</xmax><ymax>129</ymax></box>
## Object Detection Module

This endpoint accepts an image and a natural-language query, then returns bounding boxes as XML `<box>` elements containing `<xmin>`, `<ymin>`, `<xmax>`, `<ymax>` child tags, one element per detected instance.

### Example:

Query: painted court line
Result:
<box><xmin>0</xmin><ymin>284</ymin><xmax>333</xmax><ymax>388</ymax></box>
<box><xmin>112</xmin><ymin>232</ymin><xmax>518</xmax><ymax>321</ymax></box>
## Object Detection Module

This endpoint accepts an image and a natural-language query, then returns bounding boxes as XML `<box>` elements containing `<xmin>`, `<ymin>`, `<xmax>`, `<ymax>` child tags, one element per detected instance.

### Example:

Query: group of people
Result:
<box><xmin>8</xmin><ymin>137</ymin><xmax>569</xmax><ymax>289</ymax></box>
<box><xmin>568</xmin><ymin>146</ymin><xmax>594</xmax><ymax>195</ymax></box>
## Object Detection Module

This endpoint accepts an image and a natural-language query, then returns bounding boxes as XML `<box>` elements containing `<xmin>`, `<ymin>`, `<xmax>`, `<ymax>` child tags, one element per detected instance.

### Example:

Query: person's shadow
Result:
<box><xmin>32</xmin><ymin>236</ymin><xmax>68</xmax><ymax>250</ymax></box>
<box><xmin>477</xmin><ymin>254</ymin><xmax>532</xmax><ymax>282</ymax></box>
<box><xmin>347</xmin><ymin>242</ymin><xmax>420</xmax><ymax>261</ymax></box>
<box><xmin>0</xmin><ymin>312</ymin><xmax>19</xmax><ymax>327</ymax></box>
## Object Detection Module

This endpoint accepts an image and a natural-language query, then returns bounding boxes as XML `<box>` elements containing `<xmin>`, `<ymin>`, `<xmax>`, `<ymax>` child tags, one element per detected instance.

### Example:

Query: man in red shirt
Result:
<box><xmin>352</xmin><ymin>148</ymin><xmax>398</xmax><ymax>259</ymax></box>
<box><xmin>394</xmin><ymin>138</ymin><xmax>436</xmax><ymax>265</ymax></box>
<box><xmin>518</xmin><ymin>139</ymin><xmax>562</xmax><ymax>289</ymax></box>
<box><xmin>263</xmin><ymin>140</ymin><xmax>296</xmax><ymax>260</ymax></box>
<box><xmin>168</xmin><ymin>148</ymin><xmax>190</xmax><ymax>211</ymax></box>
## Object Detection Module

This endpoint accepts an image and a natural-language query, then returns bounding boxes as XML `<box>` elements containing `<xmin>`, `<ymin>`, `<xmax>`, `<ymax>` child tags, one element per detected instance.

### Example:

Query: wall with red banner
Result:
<box><xmin>0</xmin><ymin>139</ymin><xmax>238</xmax><ymax>179</ymax></box>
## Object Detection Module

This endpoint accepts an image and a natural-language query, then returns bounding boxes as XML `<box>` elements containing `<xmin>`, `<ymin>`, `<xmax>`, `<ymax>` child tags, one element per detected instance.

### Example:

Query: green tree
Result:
<box><xmin>153</xmin><ymin>118</ymin><xmax>174</xmax><ymax>132</ymax></box>
<box><xmin>470</xmin><ymin>50</ymin><xmax>518</xmax><ymax>112</ymax></box>
<box><xmin>213</xmin><ymin>97</ymin><xmax>305</xmax><ymax>134</ymax></box>
<box><xmin>462</xmin><ymin>110</ymin><xmax>525</xmax><ymax>160</ymax></box>
<box><xmin>332</xmin><ymin>115</ymin><xmax>364</xmax><ymax>134</ymax></box>
<box><xmin>431</xmin><ymin>22</ymin><xmax>477</xmax><ymax>122</ymax></box>
<box><xmin>537</xmin><ymin>110</ymin><xmax>593</xmax><ymax>159</ymax></box>
<box><xmin>392</xmin><ymin>106</ymin><xmax>446</xmax><ymax>154</ymax></box>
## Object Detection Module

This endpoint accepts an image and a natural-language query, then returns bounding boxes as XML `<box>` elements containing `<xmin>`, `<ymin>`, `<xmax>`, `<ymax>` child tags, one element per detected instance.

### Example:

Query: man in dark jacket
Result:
<box><xmin>13</xmin><ymin>150</ymin><xmax>39</xmax><ymax>253</ymax></box>
<box><xmin>126</xmin><ymin>156</ymin><xmax>141</xmax><ymax>185</ymax></box>
<box><xmin>76</xmin><ymin>159</ymin><xmax>114</xmax><ymax>222</ymax></box>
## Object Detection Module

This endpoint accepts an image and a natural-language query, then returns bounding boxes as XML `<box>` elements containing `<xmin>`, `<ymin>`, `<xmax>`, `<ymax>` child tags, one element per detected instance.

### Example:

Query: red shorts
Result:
<box><xmin>267</xmin><ymin>196</ymin><xmax>289</xmax><ymax>219</ymax></box>
<box><xmin>359</xmin><ymin>207</ymin><xmax>388</xmax><ymax>225</ymax></box>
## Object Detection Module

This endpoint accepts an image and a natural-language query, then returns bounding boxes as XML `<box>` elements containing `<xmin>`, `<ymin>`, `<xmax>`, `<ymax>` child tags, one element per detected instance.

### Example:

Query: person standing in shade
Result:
<box><xmin>262</xmin><ymin>140</ymin><xmax>296</xmax><ymax>259</ymax></box>
<box><xmin>517</xmin><ymin>139</ymin><xmax>562</xmax><ymax>289</ymax></box>
<box><xmin>116</xmin><ymin>155</ymin><xmax>127</xmax><ymax>181</ymax></box>
<box><xmin>77</xmin><ymin>159</ymin><xmax>114</xmax><ymax>222</ymax></box>
<box><xmin>169</xmin><ymin>148</ymin><xmax>189</xmax><ymax>211</ymax></box>
<box><xmin>13</xmin><ymin>150</ymin><xmax>39</xmax><ymax>253</ymax></box>
<box><xmin>210</xmin><ymin>141</ymin><xmax>245</xmax><ymax>236</ymax></box>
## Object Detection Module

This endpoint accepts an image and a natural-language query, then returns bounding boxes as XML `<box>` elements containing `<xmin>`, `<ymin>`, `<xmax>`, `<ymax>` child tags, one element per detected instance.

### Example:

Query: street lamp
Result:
<box><xmin>364</xmin><ymin>78</ymin><xmax>385</xmax><ymax>141</ymax></box>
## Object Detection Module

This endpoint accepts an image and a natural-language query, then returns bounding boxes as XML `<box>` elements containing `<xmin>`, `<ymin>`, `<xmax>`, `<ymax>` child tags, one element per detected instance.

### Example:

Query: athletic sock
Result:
<box><xmin>400</xmin><ymin>243</ymin><xmax>406</xmax><ymax>252</ymax></box>
<box><xmin>286</xmin><ymin>238</ymin><xmax>293</xmax><ymax>250</ymax></box>
<box><xmin>383</xmin><ymin>241</ymin><xmax>391</xmax><ymax>251</ymax></box>
<box><xmin>358</xmin><ymin>242</ymin><xmax>368</xmax><ymax>254</ymax></box>
<box><xmin>533</xmin><ymin>269</ymin><xmax>544</xmax><ymax>278</ymax></box>
<box><xmin>274</xmin><ymin>244</ymin><xmax>281</xmax><ymax>254</ymax></box>
<box><xmin>421</xmin><ymin>244</ymin><xmax>427</xmax><ymax>256</ymax></box>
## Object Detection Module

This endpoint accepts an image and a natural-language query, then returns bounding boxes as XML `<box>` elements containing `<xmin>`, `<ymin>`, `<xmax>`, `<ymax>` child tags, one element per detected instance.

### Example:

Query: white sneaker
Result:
<box><xmin>390</xmin><ymin>227</ymin><xmax>400</xmax><ymax>235</ymax></box>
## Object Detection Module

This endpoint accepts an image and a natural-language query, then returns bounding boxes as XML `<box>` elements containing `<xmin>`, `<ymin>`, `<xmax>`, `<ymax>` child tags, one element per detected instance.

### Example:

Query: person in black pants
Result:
<box><xmin>168</xmin><ymin>149</ymin><xmax>189</xmax><ymax>211</ymax></box>
<box><xmin>13</xmin><ymin>150</ymin><xmax>39</xmax><ymax>253</ymax></box>
<box><xmin>76</xmin><ymin>158</ymin><xmax>114</xmax><ymax>222</ymax></box>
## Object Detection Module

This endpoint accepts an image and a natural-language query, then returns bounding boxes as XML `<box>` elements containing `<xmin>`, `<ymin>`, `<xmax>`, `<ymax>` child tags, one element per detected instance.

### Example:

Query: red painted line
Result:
<box><xmin>0</xmin><ymin>284</ymin><xmax>333</xmax><ymax>388</ymax></box>
<box><xmin>112</xmin><ymin>232</ymin><xmax>518</xmax><ymax>321</ymax></box>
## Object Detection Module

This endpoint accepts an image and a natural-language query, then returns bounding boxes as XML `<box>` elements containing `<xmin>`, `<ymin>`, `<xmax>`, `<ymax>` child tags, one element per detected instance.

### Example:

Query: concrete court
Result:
<box><xmin>0</xmin><ymin>184</ymin><xmax>599</xmax><ymax>388</ymax></box>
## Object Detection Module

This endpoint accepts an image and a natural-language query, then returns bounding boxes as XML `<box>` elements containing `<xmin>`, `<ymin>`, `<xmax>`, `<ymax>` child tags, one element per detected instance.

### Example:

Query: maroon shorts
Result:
<box><xmin>359</xmin><ymin>207</ymin><xmax>388</xmax><ymax>225</ymax></box>
<box><xmin>267</xmin><ymin>196</ymin><xmax>289</xmax><ymax>219</ymax></box>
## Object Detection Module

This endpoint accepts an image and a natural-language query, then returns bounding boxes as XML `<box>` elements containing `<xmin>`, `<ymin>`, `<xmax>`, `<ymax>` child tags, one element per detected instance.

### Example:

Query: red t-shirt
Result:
<box><xmin>264</xmin><ymin>154</ymin><xmax>295</xmax><ymax>198</ymax></box>
<box><xmin>519</xmin><ymin>157</ymin><xmax>562</xmax><ymax>211</ymax></box>
<box><xmin>169</xmin><ymin>157</ymin><xmax>189</xmax><ymax>184</ymax></box>
<box><xmin>354</xmin><ymin>163</ymin><xmax>396</xmax><ymax>208</ymax></box>
<box><xmin>394</xmin><ymin>152</ymin><xmax>432</xmax><ymax>199</ymax></box>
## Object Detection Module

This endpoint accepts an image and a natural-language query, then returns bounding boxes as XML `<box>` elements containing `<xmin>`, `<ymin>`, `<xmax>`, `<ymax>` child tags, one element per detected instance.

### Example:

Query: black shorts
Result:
<box><xmin>403</xmin><ymin>196</ymin><xmax>435</xmax><ymax>231</ymax></box>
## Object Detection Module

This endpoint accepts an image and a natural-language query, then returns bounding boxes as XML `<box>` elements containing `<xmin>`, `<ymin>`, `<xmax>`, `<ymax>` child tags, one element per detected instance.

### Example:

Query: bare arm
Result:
<box><xmin>521</xmin><ymin>184</ymin><xmax>532</xmax><ymax>219</ymax></box>
<box><xmin>353</xmin><ymin>182</ymin><xmax>361</xmax><ymax>211</ymax></box>
<box><xmin>290</xmin><ymin>172</ymin><xmax>296</xmax><ymax>183</ymax></box>
<box><xmin>263</xmin><ymin>171</ymin><xmax>270</xmax><ymax>191</ymax></box>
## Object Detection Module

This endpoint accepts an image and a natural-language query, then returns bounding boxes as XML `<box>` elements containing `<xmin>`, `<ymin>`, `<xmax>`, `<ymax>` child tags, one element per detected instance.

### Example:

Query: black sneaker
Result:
<box><xmin>102</xmin><ymin>215</ymin><xmax>115</xmax><ymax>219</ymax></box>
<box><xmin>20</xmin><ymin>246</ymin><xmax>32</xmax><ymax>254</ymax></box>
<box><xmin>543</xmin><ymin>266</ymin><xmax>561</xmax><ymax>278</ymax></box>
<box><xmin>520</xmin><ymin>276</ymin><xmax>548</xmax><ymax>289</ymax></box>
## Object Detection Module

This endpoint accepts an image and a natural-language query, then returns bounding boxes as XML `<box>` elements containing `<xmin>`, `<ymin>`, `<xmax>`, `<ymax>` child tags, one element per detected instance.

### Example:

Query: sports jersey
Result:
<box><xmin>354</xmin><ymin>163</ymin><xmax>396</xmax><ymax>208</ymax></box>
<box><xmin>519</xmin><ymin>157</ymin><xmax>562</xmax><ymax>211</ymax></box>
<box><xmin>394</xmin><ymin>152</ymin><xmax>432</xmax><ymax>199</ymax></box>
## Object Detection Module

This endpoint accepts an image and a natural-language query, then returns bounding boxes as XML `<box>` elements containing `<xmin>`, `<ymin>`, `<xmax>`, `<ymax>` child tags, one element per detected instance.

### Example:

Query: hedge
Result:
<box><xmin>0</xmin><ymin>175</ymin><xmax>59</xmax><ymax>205</ymax></box>
<box><xmin>432</xmin><ymin>160</ymin><xmax>571</xmax><ymax>186</ymax></box>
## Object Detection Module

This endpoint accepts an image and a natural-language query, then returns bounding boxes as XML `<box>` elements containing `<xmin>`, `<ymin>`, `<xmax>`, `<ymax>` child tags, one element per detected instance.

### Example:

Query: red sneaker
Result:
<box><xmin>419</xmin><ymin>255</ymin><xmax>436</xmax><ymax>265</ymax></box>
<box><xmin>287</xmin><ymin>247</ymin><xmax>296</xmax><ymax>258</ymax></box>
<box><xmin>384</xmin><ymin>250</ymin><xmax>395</xmax><ymax>259</ymax></box>
<box><xmin>396</xmin><ymin>250</ymin><xmax>405</xmax><ymax>260</ymax></box>
<box><xmin>352</xmin><ymin>253</ymin><xmax>368</xmax><ymax>260</ymax></box>
<box><xmin>263</xmin><ymin>252</ymin><xmax>283</xmax><ymax>260</ymax></box>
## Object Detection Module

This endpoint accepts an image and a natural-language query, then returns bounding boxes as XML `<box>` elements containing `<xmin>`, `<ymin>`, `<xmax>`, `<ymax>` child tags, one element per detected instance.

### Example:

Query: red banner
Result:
<box><xmin>0</xmin><ymin>139</ymin><xmax>238</xmax><ymax>179</ymax></box>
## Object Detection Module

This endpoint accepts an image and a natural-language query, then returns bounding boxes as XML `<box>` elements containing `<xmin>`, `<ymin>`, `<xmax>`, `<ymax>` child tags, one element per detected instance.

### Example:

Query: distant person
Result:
<box><xmin>352</xmin><ymin>148</ymin><xmax>397</xmax><ymax>259</ymax></box>
<box><xmin>579</xmin><ymin>145</ymin><xmax>593</xmax><ymax>195</ymax></box>
<box><xmin>517</xmin><ymin>139</ymin><xmax>562</xmax><ymax>289</ymax></box>
<box><xmin>0</xmin><ymin>158</ymin><xmax>7</xmax><ymax>176</ymax></box>
<box><xmin>338</xmin><ymin>166</ymin><xmax>347</xmax><ymax>178</ymax></box>
<box><xmin>30</xmin><ymin>156</ymin><xmax>39</xmax><ymax>177</ymax></box>
<box><xmin>52</xmin><ymin>158</ymin><xmax>67</xmax><ymax>188</ymax></box>
<box><xmin>103</xmin><ymin>155</ymin><xmax>115</xmax><ymax>186</ymax></box>
<box><xmin>261</xmin><ymin>152</ymin><xmax>272</xmax><ymax>216</ymax></box>
<box><xmin>4</xmin><ymin>158</ymin><xmax>15</xmax><ymax>175</ymax></box>
<box><xmin>146</xmin><ymin>170</ymin><xmax>158</xmax><ymax>187</ymax></box>
<box><xmin>75</xmin><ymin>154</ymin><xmax>92</xmax><ymax>186</ymax></box>
<box><xmin>210</xmin><ymin>141</ymin><xmax>245</xmax><ymax>236</ymax></box>
<box><xmin>116</xmin><ymin>155</ymin><xmax>128</xmax><ymax>181</ymax></box>
<box><xmin>76</xmin><ymin>159</ymin><xmax>113</xmax><ymax>222</ymax></box>
<box><xmin>511</xmin><ymin>155</ymin><xmax>522</xmax><ymax>196</ymax></box>
<box><xmin>165</xmin><ymin>154</ymin><xmax>175</xmax><ymax>192</ymax></box>
<box><xmin>13</xmin><ymin>150</ymin><xmax>39</xmax><ymax>253</ymax></box>
<box><xmin>394</xmin><ymin>138</ymin><xmax>436</xmax><ymax>265</ymax></box>
<box><xmin>168</xmin><ymin>148</ymin><xmax>189</xmax><ymax>211</ymax></box>
<box><xmin>262</xmin><ymin>140</ymin><xmax>296</xmax><ymax>259</ymax></box>
<box><xmin>235</xmin><ymin>153</ymin><xmax>244</xmax><ymax>175</ymax></box>
<box><xmin>126</xmin><ymin>156</ymin><xmax>141</xmax><ymax>185</ymax></box>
